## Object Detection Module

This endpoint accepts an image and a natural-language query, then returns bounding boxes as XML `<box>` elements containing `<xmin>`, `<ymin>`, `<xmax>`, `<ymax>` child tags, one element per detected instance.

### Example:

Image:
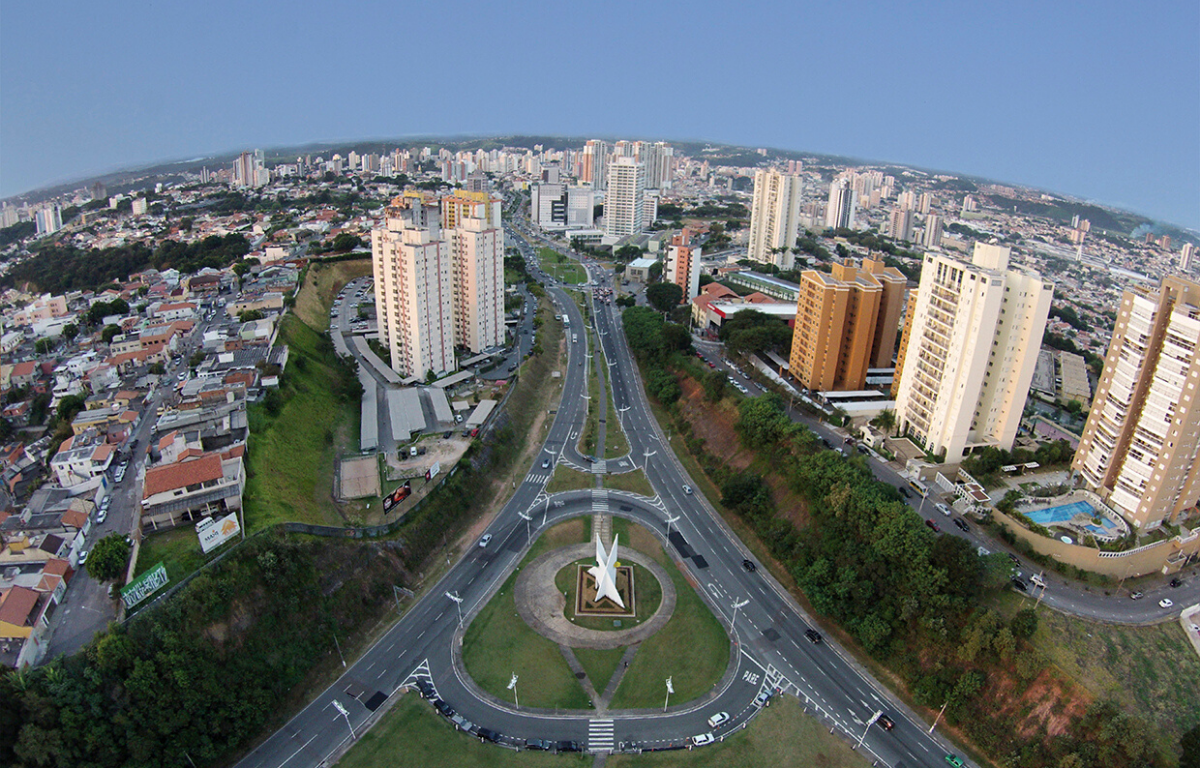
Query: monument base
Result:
<box><xmin>574</xmin><ymin>564</ymin><xmax>636</xmax><ymax>617</ymax></box>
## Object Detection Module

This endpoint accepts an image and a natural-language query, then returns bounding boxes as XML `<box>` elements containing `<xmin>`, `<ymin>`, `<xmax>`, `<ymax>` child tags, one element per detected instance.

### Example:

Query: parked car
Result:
<box><xmin>78</xmin><ymin>550</ymin><xmax>89</xmax><ymax>565</ymax></box>
<box><xmin>1011</xmin><ymin>578</ymin><xmax>1029</xmax><ymax>592</ymax></box>
<box><xmin>706</xmin><ymin>712</ymin><xmax>729</xmax><ymax>729</ymax></box>
<box><xmin>953</xmin><ymin>518</ymin><xmax>970</xmax><ymax>532</ymax></box>
<box><xmin>1130</xmin><ymin>591</ymin><xmax>1144</xmax><ymax>600</ymax></box>
<box><xmin>555</xmin><ymin>740</ymin><xmax>581</xmax><ymax>753</ymax></box>
<box><xmin>754</xmin><ymin>690</ymin><xmax>772</xmax><ymax>707</ymax></box>
<box><xmin>1159</xmin><ymin>598</ymin><xmax>1174</xmax><ymax>608</ymax></box>
<box><xmin>897</xmin><ymin>485</ymin><xmax>911</xmax><ymax>498</ymax></box>
<box><xmin>691</xmin><ymin>733</ymin><xmax>715</xmax><ymax>747</ymax></box>
<box><xmin>925</xmin><ymin>519</ymin><xmax>940</xmax><ymax>533</ymax></box>
<box><xmin>525</xmin><ymin>739</ymin><xmax>553</xmax><ymax>751</ymax></box>
<box><xmin>935</xmin><ymin>502</ymin><xmax>953</xmax><ymax>516</ymax></box>
<box><xmin>1170</xmin><ymin>578</ymin><xmax>1183</xmax><ymax>588</ymax></box>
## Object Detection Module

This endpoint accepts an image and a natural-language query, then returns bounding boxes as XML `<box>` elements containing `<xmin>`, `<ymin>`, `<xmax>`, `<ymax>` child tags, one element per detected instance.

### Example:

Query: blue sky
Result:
<box><xmin>2</xmin><ymin>0</ymin><xmax>1197</xmax><ymax>229</ymax></box>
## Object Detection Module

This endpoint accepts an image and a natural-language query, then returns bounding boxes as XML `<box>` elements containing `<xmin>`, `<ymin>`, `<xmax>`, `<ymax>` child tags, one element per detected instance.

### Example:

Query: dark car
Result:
<box><xmin>805</xmin><ymin>629</ymin><xmax>823</xmax><ymax>644</ymax></box>
<box><xmin>434</xmin><ymin>699</ymin><xmax>454</xmax><ymax>718</ymax></box>
<box><xmin>742</xmin><ymin>559</ymin><xmax>757</xmax><ymax>572</ymax></box>
<box><xmin>877</xmin><ymin>714</ymin><xmax>896</xmax><ymax>731</ymax></box>
<box><xmin>1007</xmin><ymin>553</ymin><xmax>1021</xmax><ymax>565</ymax></box>
<box><xmin>556</xmin><ymin>740</ymin><xmax>582</xmax><ymax>753</ymax></box>
<box><xmin>925</xmin><ymin>519</ymin><xmax>940</xmax><ymax>533</ymax></box>
<box><xmin>1011</xmin><ymin>578</ymin><xmax>1029</xmax><ymax>592</ymax></box>
<box><xmin>415</xmin><ymin>679</ymin><xmax>435</xmax><ymax>698</ymax></box>
<box><xmin>953</xmin><ymin>518</ymin><xmax>970</xmax><ymax>532</ymax></box>
<box><xmin>897</xmin><ymin>485</ymin><xmax>911</xmax><ymax>498</ymax></box>
<box><xmin>525</xmin><ymin>739</ymin><xmax>553</xmax><ymax>751</ymax></box>
<box><xmin>477</xmin><ymin>727</ymin><xmax>501</xmax><ymax>743</ymax></box>
<box><xmin>1170</xmin><ymin>578</ymin><xmax>1183</xmax><ymax>588</ymax></box>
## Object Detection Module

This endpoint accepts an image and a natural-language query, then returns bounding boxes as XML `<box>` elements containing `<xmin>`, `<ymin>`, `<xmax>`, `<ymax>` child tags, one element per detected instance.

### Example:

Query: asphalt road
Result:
<box><xmin>236</xmin><ymin>225</ymin><xmax>966</xmax><ymax>768</ymax></box>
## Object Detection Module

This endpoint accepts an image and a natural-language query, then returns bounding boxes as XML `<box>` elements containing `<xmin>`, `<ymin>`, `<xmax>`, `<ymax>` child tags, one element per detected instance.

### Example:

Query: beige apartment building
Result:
<box><xmin>893</xmin><ymin>243</ymin><xmax>1052</xmax><ymax>464</ymax></box>
<box><xmin>787</xmin><ymin>257</ymin><xmax>906</xmax><ymax>391</ymax></box>
<box><xmin>665</xmin><ymin>230</ymin><xmax>701</xmax><ymax>302</ymax></box>
<box><xmin>1073</xmin><ymin>276</ymin><xmax>1200</xmax><ymax>530</ymax></box>
<box><xmin>747</xmin><ymin>169</ymin><xmax>803</xmax><ymax>270</ymax></box>
<box><xmin>372</xmin><ymin>191</ymin><xmax>505</xmax><ymax>380</ymax></box>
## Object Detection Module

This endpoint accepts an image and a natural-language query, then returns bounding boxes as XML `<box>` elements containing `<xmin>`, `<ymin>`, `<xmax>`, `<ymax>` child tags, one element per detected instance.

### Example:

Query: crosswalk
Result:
<box><xmin>526</xmin><ymin>472</ymin><xmax>552</xmax><ymax>485</ymax></box>
<box><xmin>592</xmin><ymin>489</ymin><xmax>609</xmax><ymax>513</ymax></box>
<box><xmin>588</xmin><ymin>718</ymin><xmax>614</xmax><ymax>751</ymax></box>
<box><xmin>591</xmin><ymin>459</ymin><xmax>607</xmax><ymax>474</ymax></box>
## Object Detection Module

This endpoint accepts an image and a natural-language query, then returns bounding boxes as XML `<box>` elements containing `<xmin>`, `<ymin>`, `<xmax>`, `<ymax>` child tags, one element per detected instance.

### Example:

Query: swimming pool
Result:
<box><xmin>1027</xmin><ymin>500</ymin><xmax>1118</xmax><ymax>533</ymax></box>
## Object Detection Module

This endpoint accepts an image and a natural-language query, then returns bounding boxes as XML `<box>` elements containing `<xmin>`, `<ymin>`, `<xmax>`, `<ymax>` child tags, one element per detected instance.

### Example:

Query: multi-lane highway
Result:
<box><xmin>237</xmin><ymin>222</ymin><xmax>968</xmax><ymax>768</ymax></box>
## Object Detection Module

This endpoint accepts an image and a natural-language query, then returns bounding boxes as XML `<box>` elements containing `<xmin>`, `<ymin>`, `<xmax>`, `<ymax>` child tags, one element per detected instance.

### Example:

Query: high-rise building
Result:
<box><xmin>824</xmin><ymin>178</ymin><xmax>858</xmax><ymax>230</ymax></box>
<box><xmin>1181</xmin><ymin>242</ymin><xmax>1195</xmax><ymax>271</ymax></box>
<box><xmin>918</xmin><ymin>192</ymin><xmax>933</xmax><ymax>215</ymax></box>
<box><xmin>532</xmin><ymin>184</ymin><xmax>595</xmax><ymax>230</ymax></box>
<box><xmin>638</xmin><ymin>141</ymin><xmax>674</xmax><ymax>190</ymax></box>
<box><xmin>665</xmin><ymin>230</ymin><xmax>702</xmax><ymax>302</ymax></box>
<box><xmin>923</xmin><ymin>214</ymin><xmax>944</xmax><ymax>248</ymax></box>
<box><xmin>581</xmin><ymin>140</ymin><xmax>610</xmax><ymax>191</ymax></box>
<box><xmin>1072</xmin><ymin>276</ymin><xmax>1200</xmax><ymax>530</ymax></box>
<box><xmin>747</xmin><ymin>169</ymin><xmax>804</xmax><ymax>269</ymax></box>
<box><xmin>893</xmin><ymin>243</ymin><xmax>1053</xmax><ymax>464</ymax></box>
<box><xmin>787</xmin><ymin>258</ymin><xmax>907</xmax><ymax>391</ymax></box>
<box><xmin>90</xmin><ymin>181</ymin><xmax>107</xmax><ymax>202</ymax></box>
<box><xmin>372</xmin><ymin>191</ymin><xmax>505</xmax><ymax>380</ymax></box>
<box><xmin>131</xmin><ymin>198</ymin><xmax>149</xmax><ymax>217</ymax></box>
<box><xmin>233</xmin><ymin>151</ymin><xmax>266</xmax><ymax>188</ymax></box>
<box><xmin>889</xmin><ymin>207</ymin><xmax>914</xmax><ymax>242</ymax></box>
<box><xmin>604</xmin><ymin>158</ymin><xmax>646</xmax><ymax>239</ymax></box>
<box><xmin>34</xmin><ymin>204</ymin><xmax>63</xmax><ymax>237</ymax></box>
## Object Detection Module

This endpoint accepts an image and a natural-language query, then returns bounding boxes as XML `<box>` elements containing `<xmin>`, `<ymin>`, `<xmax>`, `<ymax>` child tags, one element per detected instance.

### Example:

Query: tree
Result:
<box><xmin>148</xmin><ymin>362</ymin><xmax>166</xmax><ymax>375</ymax></box>
<box><xmin>85</xmin><ymin>534</ymin><xmax>131</xmax><ymax>582</ymax></box>
<box><xmin>648</xmin><ymin>261</ymin><xmax>663</xmax><ymax>282</ymax></box>
<box><xmin>330</xmin><ymin>232</ymin><xmax>363</xmax><ymax>252</ymax></box>
<box><xmin>55</xmin><ymin>394</ymin><xmax>86</xmax><ymax>423</ymax></box>
<box><xmin>646</xmin><ymin>282</ymin><xmax>684</xmax><ymax>313</ymax></box>
<box><xmin>232</xmin><ymin>260</ymin><xmax>251</xmax><ymax>288</ymax></box>
<box><xmin>238</xmin><ymin>309</ymin><xmax>266</xmax><ymax>323</ymax></box>
<box><xmin>101</xmin><ymin>324</ymin><xmax>121</xmax><ymax>344</ymax></box>
<box><xmin>1180</xmin><ymin>724</ymin><xmax>1200</xmax><ymax>768</ymax></box>
<box><xmin>61</xmin><ymin>324</ymin><xmax>78</xmax><ymax>341</ymax></box>
<box><xmin>871</xmin><ymin>409</ymin><xmax>897</xmax><ymax>435</ymax></box>
<box><xmin>1010</xmin><ymin>608</ymin><xmax>1038</xmax><ymax>639</ymax></box>
<box><xmin>34</xmin><ymin>338</ymin><xmax>54</xmax><ymax>355</ymax></box>
<box><xmin>614</xmin><ymin>244</ymin><xmax>642</xmax><ymax>261</ymax></box>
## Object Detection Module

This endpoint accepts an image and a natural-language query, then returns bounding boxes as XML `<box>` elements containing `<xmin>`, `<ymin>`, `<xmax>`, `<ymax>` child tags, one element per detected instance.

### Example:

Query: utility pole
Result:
<box><xmin>446</xmin><ymin>591</ymin><xmax>464</xmax><ymax>628</ymax></box>
<box><xmin>332</xmin><ymin>630</ymin><xmax>345</xmax><ymax>667</ymax></box>
<box><xmin>928</xmin><ymin>701</ymin><xmax>949</xmax><ymax>734</ymax></box>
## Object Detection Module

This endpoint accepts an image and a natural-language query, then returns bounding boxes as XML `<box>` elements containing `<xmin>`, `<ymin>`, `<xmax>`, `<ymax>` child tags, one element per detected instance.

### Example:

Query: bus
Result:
<box><xmin>908</xmin><ymin>479</ymin><xmax>929</xmax><ymax>498</ymax></box>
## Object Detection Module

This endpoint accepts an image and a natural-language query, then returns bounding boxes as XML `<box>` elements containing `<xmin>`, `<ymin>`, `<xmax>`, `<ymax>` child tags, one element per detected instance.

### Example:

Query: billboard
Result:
<box><xmin>197</xmin><ymin>513</ymin><xmax>241</xmax><ymax>554</ymax></box>
<box><xmin>425</xmin><ymin>462</ymin><xmax>441</xmax><ymax>482</ymax></box>
<box><xmin>383</xmin><ymin>480</ymin><xmax>412</xmax><ymax>513</ymax></box>
<box><xmin>121</xmin><ymin>562</ymin><xmax>169</xmax><ymax>609</ymax></box>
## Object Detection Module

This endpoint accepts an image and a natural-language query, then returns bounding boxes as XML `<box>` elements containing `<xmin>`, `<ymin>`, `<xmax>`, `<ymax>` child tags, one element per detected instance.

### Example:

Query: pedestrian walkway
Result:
<box><xmin>596</xmin><ymin>644</ymin><xmax>640</xmax><ymax>709</ymax></box>
<box><xmin>592</xmin><ymin>458</ymin><xmax>607</xmax><ymax>474</ymax></box>
<box><xmin>588</xmin><ymin>718</ymin><xmax>615</xmax><ymax>752</ymax></box>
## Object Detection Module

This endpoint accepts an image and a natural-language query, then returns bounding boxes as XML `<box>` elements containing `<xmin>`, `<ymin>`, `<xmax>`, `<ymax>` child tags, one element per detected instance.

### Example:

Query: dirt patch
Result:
<box><xmin>543</xmin><ymin>518</ymin><xmax>585</xmax><ymax>548</ymax></box>
<box><xmin>295</xmin><ymin>259</ymin><xmax>373</xmax><ymax>331</ymax></box>
<box><xmin>340</xmin><ymin>455</ymin><xmax>381</xmax><ymax>499</ymax></box>
<box><xmin>677</xmin><ymin>377</ymin><xmax>753</xmax><ymax>471</ymax></box>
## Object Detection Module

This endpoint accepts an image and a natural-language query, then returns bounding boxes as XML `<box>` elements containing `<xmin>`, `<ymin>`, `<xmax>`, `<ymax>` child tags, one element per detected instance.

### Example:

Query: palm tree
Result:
<box><xmin>871</xmin><ymin>409</ymin><xmax>897</xmax><ymax>436</ymax></box>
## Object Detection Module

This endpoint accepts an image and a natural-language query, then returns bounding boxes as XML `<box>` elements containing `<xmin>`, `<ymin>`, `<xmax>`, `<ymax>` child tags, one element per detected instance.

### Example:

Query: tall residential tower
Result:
<box><xmin>747</xmin><ymin>169</ymin><xmax>804</xmax><ymax>269</ymax></box>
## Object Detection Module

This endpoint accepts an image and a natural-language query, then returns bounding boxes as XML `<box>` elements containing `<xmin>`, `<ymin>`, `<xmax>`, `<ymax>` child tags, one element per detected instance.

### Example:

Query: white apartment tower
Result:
<box><xmin>893</xmin><ymin>243</ymin><xmax>1053</xmax><ymax>464</ymax></box>
<box><xmin>1181</xmin><ymin>242</ymin><xmax>1195</xmax><ymax>271</ymax></box>
<box><xmin>825</xmin><ymin>178</ymin><xmax>858</xmax><ymax>230</ymax></box>
<box><xmin>372</xmin><ymin>191</ymin><xmax>505</xmax><ymax>380</ymax></box>
<box><xmin>924</xmin><ymin>214</ymin><xmax>944</xmax><ymax>248</ymax></box>
<box><xmin>604</xmin><ymin>158</ymin><xmax>646</xmax><ymax>239</ymax></box>
<box><xmin>747</xmin><ymin>169</ymin><xmax>804</xmax><ymax>270</ymax></box>
<box><xmin>581</xmin><ymin>140</ymin><xmax>610</xmax><ymax>191</ymax></box>
<box><xmin>1072</xmin><ymin>277</ymin><xmax>1200</xmax><ymax>530</ymax></box>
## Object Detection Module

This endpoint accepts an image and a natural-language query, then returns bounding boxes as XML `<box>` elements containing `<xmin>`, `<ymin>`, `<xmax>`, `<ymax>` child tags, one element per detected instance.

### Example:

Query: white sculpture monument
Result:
<box><xmin>589</xmin><ymin>534</ymin><xmax>625</xmax><ymax>609</ymax></box>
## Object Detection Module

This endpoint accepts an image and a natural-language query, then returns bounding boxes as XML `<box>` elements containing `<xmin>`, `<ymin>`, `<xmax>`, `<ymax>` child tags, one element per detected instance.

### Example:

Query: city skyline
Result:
<box><xmin>1</xmin><ymin>0</ymin><xmax>1196</xmax><ymax>229</ymax></box>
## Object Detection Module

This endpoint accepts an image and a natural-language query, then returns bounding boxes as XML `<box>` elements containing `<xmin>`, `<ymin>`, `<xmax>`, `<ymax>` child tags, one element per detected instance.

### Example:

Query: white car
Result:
<box><xmin>691</xmin><ymin>733</ymin><xmax>715</xmax><ymax>747</ymax></box>
<box><xmin>1159</xmin><ymin>598</ymin><xmax>1174</xmax><ymax>608</ymax></box>
<box><xmin>479</xmin><ymin>534</ymin><xmax>493</xmax><ymax>548</ymax></box>
<box><xmin>78</xmin><ymin>550</ymin><xmax>89</xmax><ymax>565</ymax></box>
<box><xmin>936</xmin><ymin>503</ymin><xmax>953</xmax><ymax>516</ymax></box>
<box><xmin>706</xmin><ymin>712</ymin><xmax>729</xmax><ymax>729</ymax></box>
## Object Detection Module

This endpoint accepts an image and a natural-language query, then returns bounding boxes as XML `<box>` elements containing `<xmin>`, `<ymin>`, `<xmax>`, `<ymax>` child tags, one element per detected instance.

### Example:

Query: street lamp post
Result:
<box><xmin>663</xmin><ymin>676</ymin><xmax>673</xmax><ymax>712</ymax></box>
<box><xmin>508</xmin><ymin>673</ymin><xmax>519</xmax><ymax>708</ymax></box>
<box><xmin>731</xmin><ymin>597</ymin><xmax>749</xmax><ymax>630</ymax></box>
<box><xmin>665</xmin><ymin>513</ymin><xmax>680</xmax><ymax>539</ymax></box>
<box><xmin>857</xmin><ymin>711</ymin><xmax>882</xmax><ymax>749</ymax></box>
<box><xmin>928</xmin><ymin>701</ymin><xmax>949</xmax><ymax>734</ymax></box>
<box><xmin>332</xmin><ymin>699</ymin><xmax>356</xmax><ymax>740</ymax></box>
<box><xmin>518</xmin><ymin>510</ymin><xmax>533</xmax><ymax>541</ymax></box>
<box><xmin>445</xmin><ymin>591</ymin><xmax>464</xmax><ymax>628</ymax></box>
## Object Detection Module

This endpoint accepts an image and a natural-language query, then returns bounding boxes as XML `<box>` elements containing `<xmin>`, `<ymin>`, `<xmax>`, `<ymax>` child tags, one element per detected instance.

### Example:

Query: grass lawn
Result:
<box><xmin>132</xmin><ymin>525</ymin><xmax>221</xmax><ymax>585</ymax></box>
<box><xmin>604</xmin><ymin>384</ymin><xmax>630</xmax><ymax>458</ymax></box>
<box><xmin>608</xmin><ymin>524</ymin><xmax>728</xmax><ymax>709</ymax></box>
<box><xmin>242</xmin><ymin>314</ymin><xmax>359</xmax><ymax>530</ymax></box>
<box><xmin>606</xmin><ymin>697</ymin><xmax>869</xmax><ymax>768</ymax></box>
<box><xmin>574</xmin><ymin>646</ymin><xmax>626</xmax><ymax>696</ymax></box>
<box><xmin>539</xmin><ymin>247</ymin><xmax>586</xmax><ymax>284</ymax></box>
<box><xmin>603</xmin><ymin>468</ymin><xmax>655</xmax><ymax>497</ymax></box>
<box><xmin>994</xmin><ymin>591</ymin><xmax>1200</xmax><ymax>747</ymax></box>
<box><xmin>462</xmin><ymin>520</ymin><xmax>593</xmax><ymax>710</ymax></box>
<box><xmin>579</xmin><ymin>331</ymin><xmax>601</xmax><ymax>455</ymax></box>
<box><xmin>334</xmin><ymin>693</ymin><xmax>591</xmax><ymax>768</ymax></box>
<box><xmin>546</xmin><ymin>465</ymin><xmax>596</xmax><ymax>494</ymax></box>
<box><xmin>294</xmin><ymin>258</ymin><xmax>373</xmax><ymax>331</ymax></box>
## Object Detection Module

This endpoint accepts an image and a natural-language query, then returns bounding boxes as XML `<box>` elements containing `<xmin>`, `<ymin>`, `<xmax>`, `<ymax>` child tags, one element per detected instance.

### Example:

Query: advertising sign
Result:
<box><xmin>121</xmin><ymin>562</ymin><xmax>169</xmax><ymax>609</ymax></box>
<box><xmin>197</xmin><ymin>513</ymin><xmax>241</xmax><ymax>554</ymax></box>
<box><xmin>425</xmin><ymin>461</ymin><xmax>441</xmax><ymax>482</ymax></box>
<box><xmin>383</xmin><ymin>480</ymin><xmax>412</xmax><ymax>513</ymax></box>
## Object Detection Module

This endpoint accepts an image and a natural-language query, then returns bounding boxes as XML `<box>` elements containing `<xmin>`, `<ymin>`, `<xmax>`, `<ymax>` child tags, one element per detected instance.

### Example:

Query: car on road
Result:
<box><xmin>78</xmin><ymin>550</ymin><xmax>89</xmax><ymax>565</ymax></box>
<box><xmin>877</xmin><ymin>714</ymin><xmax>895</xmax><ymax>731</ymax></box>
<box><xmin>804</xmin><ymin>629</ymin><xmax>822</xmax><ymax>644</ymax></box>
<box><xmin>1170</xmin><ymin>578</ymin><xmax>1183</xmax><ymax>588</ymax></box>
<box><xmin>556</xmin><ymin>740</ymin><xmax>581</xmax><ymax>752</ymax></box>
<box><xmin>525</xmin><ymin>739</ymin><xmax>553</xmax><ymax>751</ymax></box>
<box><xmin>1011</xmin><ymin>578</ymin><xmax>1029</xmax><ymax>592</ymax></box>
<box><xmin>1129</xmin><ymin>591</ymin><xmax>1144</xmax><ymax>600</ymax></box>
<box><xmin>742</xmin><ymin>559</ymin><xmax>757</xmax><ymax>573</ymax></box>
<box><xmin>691</xmin><ymin>733</ymin><xmax>715</xmax><ymax>747</ymax></box>
<box><xmin>1007</xmin><ymin>553</ymin><xmax>1021</xmax><ymax>565</ymax></box>
<box><xmin>477</xmin><ymin>727</ymin><xmax>501</xmax><ymax>743</ymax></box>
<box><xmin>96</xmin><ymin>508</ymin><xmax>108</xmax><ymax>524</ymax></box>
<box><xmin>706</xmin><ymin>712</ymin><xmax>730</xmax><ymax>729</ymax></box>
<box><xmin>897</xmin><ymin>485</ymin><xmax>911</xmax><ymax>498</ymax></box>
<box><xmin>1159</xmin><ymin>598</ymin><xmax>1174</xmax><ymax>608</ymax></box>
<box><xmin>754</xmin><ymin>690</ymin><xmax>772</xmax><ymax>707</ymax></box>
<box><xmin>925</xmin><ymin>519</ymin><xmax>940</xmax><ymax>533</ymax></box>
<box><xmin>953</xmin><ymin>518</ymin><xmax>970</xmax><ymax>532</ymax></box>
<box><xmin>945</xmin><ymin>756</ymin><xmax>965</xmax><ymax>768</ymax></box>
<box><xmin>478</xmin><ymin>534</ymin><xmax>492</xmax><ymax>548</ymax></box>
<box><xmin>935</xmin><ymin>502</ymin><xmax>952</xmax><ymax>516</ymax></box>
<box><xmin>542</xmin><ymin>458</ymin><xmax>550</xmax><ymax>469</ymax></box>
<box><xmin>683</xmin><ymin>484</ymin><xmax>693</xmax><ymax>495</ymax></box>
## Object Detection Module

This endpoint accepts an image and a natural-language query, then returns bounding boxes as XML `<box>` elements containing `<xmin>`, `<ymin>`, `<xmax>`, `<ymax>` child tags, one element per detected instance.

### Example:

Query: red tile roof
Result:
<box><xmin>143</xmin><ymin>454</ymin><xmax>223</xmax><ymax>498</ymax></box>
<box><xmin>0</xmin><ymin>586</ymin><xmax>40</xmax><ymax>628</ymax></box>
